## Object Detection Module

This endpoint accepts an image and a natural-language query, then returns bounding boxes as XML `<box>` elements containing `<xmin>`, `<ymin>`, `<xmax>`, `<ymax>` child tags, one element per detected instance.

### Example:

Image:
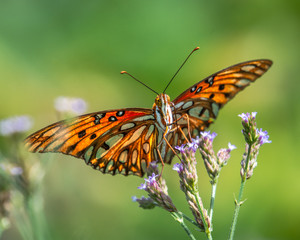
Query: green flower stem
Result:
<box><xmin>181</xmin><ymin>212</ymin><xmax>202</xmax><ymax>229</ymax></box>
<box><xmin>194</xmin><ymin>190</ymin><xmax>212</xmax><ymax>240</ymax></box>
<box><xmin>171</xmin><ymin>212</ymin><xmax>196</xmax><ymax>240</ymax></box>
<box><xmin>209</xmin><ymin>177</ymin><xmax>218</xmax><ymax>226</ymax></box>
<box><xmin>228</xmin><ymin>144</ymin><xmax>252</xmax><ymax>240</ymax></box>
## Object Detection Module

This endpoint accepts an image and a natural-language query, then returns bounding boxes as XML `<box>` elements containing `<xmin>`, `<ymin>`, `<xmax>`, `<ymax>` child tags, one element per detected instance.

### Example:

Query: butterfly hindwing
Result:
<box><xmin>25</xmin><ymin>108</ymin><xmax>159</xmax><ymax>176</ymax></box>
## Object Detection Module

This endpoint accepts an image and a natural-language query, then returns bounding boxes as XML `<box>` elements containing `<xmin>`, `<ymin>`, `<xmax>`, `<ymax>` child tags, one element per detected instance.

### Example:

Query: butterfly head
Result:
<box><xmin>153</xmin><ymin>94</ymin><xmax>173</xmax><ymax>130</ymax></box>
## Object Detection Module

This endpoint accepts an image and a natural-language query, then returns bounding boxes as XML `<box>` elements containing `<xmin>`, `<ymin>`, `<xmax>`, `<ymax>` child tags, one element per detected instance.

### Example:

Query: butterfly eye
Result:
<box><xmin>155</xmin><ymin>97</ymin><xmax>161</xmax><ymax>106</ymax></box>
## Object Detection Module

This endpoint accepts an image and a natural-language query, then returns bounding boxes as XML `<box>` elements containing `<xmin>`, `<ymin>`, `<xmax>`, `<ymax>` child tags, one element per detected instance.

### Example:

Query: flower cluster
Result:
<box><xmin>174</xmin><ymin>138</ymin><xmax>209</xmax><ymax>229</ymax></box>
<box><xmin>238</xmin><ymin>112</ymin><xmax>271</xmax><ymax>179</ymax></box>
<box><xmin>133</xmin><ymin>162</ymin><xmax>177</xmax><ymax>212</ymax></box>
<box><xmin>198</xmin><ymin>131</ymin><xmax>236</xmax><ymax>181</ymax></box>
<box><xmin>54</xmin><ymin>96</ymin><xmax>87</xmax><ymax>115</ymax></box>
<box><xmin>0</xmin><ymin>115</ymin><xmax>32</xmax><ymax>136</ymax></box>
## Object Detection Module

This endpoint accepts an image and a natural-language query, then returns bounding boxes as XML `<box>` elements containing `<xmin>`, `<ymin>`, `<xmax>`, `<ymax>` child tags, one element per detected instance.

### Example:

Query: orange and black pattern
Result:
<box><xmin>25</xmin><ymin>59</ymin><xmax>272</xmax><ymax>177</ymax></box>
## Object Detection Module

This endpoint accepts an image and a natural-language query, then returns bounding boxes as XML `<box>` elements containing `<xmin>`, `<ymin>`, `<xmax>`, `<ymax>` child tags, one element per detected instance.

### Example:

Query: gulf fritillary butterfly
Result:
<box><xmin>25</xmin><ymin>48</ymin><xmax>272</xmax><ymax>177</ymax></box>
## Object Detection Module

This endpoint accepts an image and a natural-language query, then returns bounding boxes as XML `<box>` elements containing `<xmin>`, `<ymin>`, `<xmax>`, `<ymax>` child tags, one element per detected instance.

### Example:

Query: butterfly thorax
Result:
<box><xmin>153</xmin><ymin>93</ymin><xmax>174</xmax><ymax>132</ymax></box>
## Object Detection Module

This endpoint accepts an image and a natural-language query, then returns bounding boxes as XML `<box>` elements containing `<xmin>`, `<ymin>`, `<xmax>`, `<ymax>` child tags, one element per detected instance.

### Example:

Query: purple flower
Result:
<box><xmin>175</xmin><ymin>144</ymin><xmax>186</xmax><ymax>154</ymax></box>
<box><xmin>257</xmin><ymin>128</ymin><xmax>271</xmax><ymax>145</ymax></box>
<box><xmin>132</xmin><ymin>196</ymin><xmax>137</xmax><ymax>202</ymax></box>
<box><xmin>54</xmin><ymin>96</ymin><xmax>87</xmax><ymax>115</ymax></box>
<box><xmin>145</xmin><ymin>173</ymin><xmax>158</xmax><ymax>186</ymax></box>
<box><xmin>187</xmin><ymin>139</ymin><xmax>199</xmax><ymax>153</ymax></box>
<box><xmin>228</xmin><ymin>142</ymin><xmax>237</xmax><ymax>151</ymax></box>
<box><xmin>10</xmin><ymin>167</ymin><xmax>23</xmax><ymax>176</ymax></box>
<box><xmin>200</xmin><ymin>131</ymin><xmax>217</xmax><ymax>140</ymax></box>
<box><xmin>0</xmin><ymin>115</ymin><xmax>33</xmax><ymax>136</ymax></box>
<box><xmin>173</xmin><ymin>163</ymin><xmax>184</xmax><ymax>174</ymax></box>
<box><xmin>138</xmin><ymin>182</ymin><xmax>147</xmax><ymax>190</ymax></box>
<box><xmin>238</xmin><ymin>112</ymin><xmax>257</xmax><ymax>123</ymax></box>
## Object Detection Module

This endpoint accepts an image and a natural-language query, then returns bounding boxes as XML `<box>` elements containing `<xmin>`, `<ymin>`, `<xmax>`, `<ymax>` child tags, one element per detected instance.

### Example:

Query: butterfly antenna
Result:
<box><xmin>121</xmin><ymin>71</ymin><xmax>159</xmax><ymax>95</ymax></box>
<box><xmin>163</xmin><ymin>47</ymin><xmax>200</xmax><ymax>93</ymax></box>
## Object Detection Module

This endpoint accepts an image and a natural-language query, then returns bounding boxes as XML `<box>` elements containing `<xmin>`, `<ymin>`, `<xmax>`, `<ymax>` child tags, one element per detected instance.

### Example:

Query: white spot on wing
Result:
<box><xmin>144</xmin><ymin>125</ymin><xmax>154</xmax><ymax>141</ymax></box>
<box><xmin>119</xmin><ymin>150</ymin><xmax>128</xmax><ymax>163</ymax></box>
<box><xmin>199</xmin><ymin>109</ymin><xmax>210</xmax><ymax>121</ymax></box>
<box><xmin>236</xmin><ymin>79</ymin><xmax>250</xmax><ymax>87</ymax></box>
<box><xmin>143</xmin><ymin>142</ymin><xmax>150</xmax><ymax>154</ymax></box>
<box><xmin>132</xmin><ymin>149</ymin><xmax>138</xmax><ymax>165</ymax></box>
<box><xmin>188</xmin><ymin>106</ymin><xmax>203</xmax><ymax>118</ymax></box>
<box><xmin>254</xmin><ymin>69</ymin><xmax>264</xmax><ymax>75</ymax></box>
<box><xmin>121</xmin><ymin>126</ymin><xmax>146</xmax><ymax>148</ymax></box>
<box><xmin>212</xmin><ymin>103</ymin><xmax>219</xmax><ymax>117</ymax></box>
<box><xmin>241</xmin><ymin>65</ymin><xmax>255</xmax><ymax>72</ymax></box>
<box><xmin>133</xmin><ymin>115</ymin><xmax>155</xmax><ymax>122</ymax></box>
<box><xmin>120</xmin><ymin>122</ymin><xmax>135</xmax><ymax>131</ymax></box>
<box><xmin>175</xmin><ymin>102</ymin><xmax>184</xmax><ymax>109</ymax></box>
<box><xmin>182</xmin><ymin>101</ymin><xmax>193</xmax><ymax>110</ymax></box>
<box><xmin>84</xmin><ymin>146</ymin><xmax>94</xmax><ymax>163</ymax></box>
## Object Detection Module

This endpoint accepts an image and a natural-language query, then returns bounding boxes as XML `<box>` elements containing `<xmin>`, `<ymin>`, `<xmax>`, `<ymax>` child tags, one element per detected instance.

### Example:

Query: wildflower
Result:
<box><xmin>175</xmin><ymin>144</ymin><xmax>186</xmax><ymax>154</ymax></box>
<box><xmin>198</xmin><ymin>131</ymin><xmax>218</xmax><ymax>179</ymax></box>
<box><xmin>174</xmin><ymin>140</ymin><xmax>209</xmax><ymax>229</ymax></box>
<box><xmin>217</xmin><ymin>143</ymin><xmax>237</xmax><ymax>167</ymax></box>
<box><xmin>54</xmin><ymin>96</ymin><xmax>87</xmax><ymax>115</ymax></box>
<box><xmin>134</xmin><ymin>163</ymin><xmax>177</xmax><ymax>212</ymax></box>
<box><xmin>173</xmin><ymin>163</ymin><xmax>184</xmax><ymax>174</ymax></box>
<box><xmin>9</xmin><ymin>167</ymin><xmax>23</xmax><ymax>176</ymax></box>
<box><xmin>239</xmin><ymin>112</ymin><xmax>271</xmax><ymax>179</ymax></box>
<box><xmin>0</xmin><ymin>116</ymin><xmax>32</xmax><ymax>136</ymax></box>
<box><xmin>200</xmin><ymin>131</ymin><xmax>217</xmax><ymax>141</ymax></box>
<box><xmin>257</xmin><ymin>128</ymin><xmax>272</xmax><ymax>145</ymax></box>
<box><xmin>238</xmin><ymin>112</ymin><xmax>258</xmax><ymax>144</ymax></box>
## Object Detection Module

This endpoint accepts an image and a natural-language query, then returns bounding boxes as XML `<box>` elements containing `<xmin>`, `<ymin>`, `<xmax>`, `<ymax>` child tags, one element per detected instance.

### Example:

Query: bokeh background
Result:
<box><xmin>0</xmin><ymin>0</ymin><xmax>299</xmax><ymax>239</ymax></box>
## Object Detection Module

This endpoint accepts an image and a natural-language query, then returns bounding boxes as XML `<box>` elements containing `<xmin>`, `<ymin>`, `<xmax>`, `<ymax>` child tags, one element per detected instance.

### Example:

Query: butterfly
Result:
<box><xmin>25</xmin><ymin>49</ymin><xmax>272</xmax><ymax>177</ymax></box>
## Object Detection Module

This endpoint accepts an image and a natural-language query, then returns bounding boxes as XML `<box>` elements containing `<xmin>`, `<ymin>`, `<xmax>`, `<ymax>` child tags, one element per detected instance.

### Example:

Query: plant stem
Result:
<box><xmin>181</xmin><ymin>212</ymin><xmax>202</xmax><ymax>229</ymax></box>
<box><xmin>228</xmin><ymin>144</ymin><xmax>252</xmax><ymax>240</ymax></box>
<box><xmin>194</xmin><ymin>190</ymin><xmax>212</xmax><ymax>240</ymax></box>
<box><xmin>171</xmin><ymin>212</ymin><xmax>196</xmax><ymax>240</ymax></box>
<box><xmin>209</xmin><ymin>177</ymin><xmax>218</xmax><ymax>227</ymax></box>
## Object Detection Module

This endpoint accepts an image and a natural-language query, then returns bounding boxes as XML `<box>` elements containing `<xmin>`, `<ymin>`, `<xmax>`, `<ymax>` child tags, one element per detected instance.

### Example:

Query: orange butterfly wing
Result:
<box><xmin>25</xmin><ymin>109</ymin><xmax>159</xmax><ymax>176</ymax></box>
<box><xmin>162</xmin><ymin>60</ymin><xmax>273</xmax><ymax>163</ymax></box>
<box><xmin>173</xmin><ymin>59</ymin><xmax>272</xmax><ymax>128</ymax></box>
<box><xmin>174</xmin><ymin>59</ymin><xmax>272</xmax><ymax>107</ymax></box>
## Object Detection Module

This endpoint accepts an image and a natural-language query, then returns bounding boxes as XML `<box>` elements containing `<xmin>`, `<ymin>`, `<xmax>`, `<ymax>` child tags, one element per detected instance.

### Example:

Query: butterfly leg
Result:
<box><xmin>180</xmin><ymin>114</ymin><xmax>192</xmax><ymax>141</ymax></box>
<box><xmin>155</xmin><ymin>148</ymin><xmax>165</xmax><ymax>178</ymax></box>
<box><xmin>170</xmin><ymin>113</ymin><xmax>192</xmax><ymax>142</ymax></box>
<box><xmin>155</xmin><ymin>129</ymin><xmax>182</xmax><ymax>178</ymax></box>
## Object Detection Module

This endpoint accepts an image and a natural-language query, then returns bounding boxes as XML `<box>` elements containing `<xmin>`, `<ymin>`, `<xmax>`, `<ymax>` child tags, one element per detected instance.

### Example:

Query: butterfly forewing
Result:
<box><xmin>25</xmin><ymin>108</ymin><xmax>159</xmax><ymax>176</ymax></box>
<box><xmin>172</xmin><ymin>59</ymin><xmax>273</xmax><ymax>132</ymax></box>
<box><xmin>174</xmin><ymin>60</ymin><xmax>272</xmax><ymax>107</ymax></box>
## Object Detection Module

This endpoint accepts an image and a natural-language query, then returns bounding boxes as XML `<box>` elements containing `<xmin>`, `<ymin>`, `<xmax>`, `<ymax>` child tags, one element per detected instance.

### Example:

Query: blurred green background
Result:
<box><xmin>0</xmin><ymin>0</ymin><xmax>299</xmax><ymax>239</ymax></box>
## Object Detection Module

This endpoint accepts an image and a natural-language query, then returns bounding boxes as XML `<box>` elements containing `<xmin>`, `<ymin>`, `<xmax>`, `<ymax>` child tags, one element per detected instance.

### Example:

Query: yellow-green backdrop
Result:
<box><xmin>0</xmin><ymin>0</ymin><xmax>299</xmax><ymax>239</ymax></box>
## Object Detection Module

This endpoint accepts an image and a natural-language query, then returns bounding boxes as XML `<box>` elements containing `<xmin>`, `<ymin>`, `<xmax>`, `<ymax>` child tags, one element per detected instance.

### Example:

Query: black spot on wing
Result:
<box><xmin>205</xmin><ymin>76</ymin><xmax>214</xmax><ymax>86</ymax></box>
<box><xmin>102</xmin><ymin>142</ymin><xmax>110</xmax><ymax>150</ymax></box>
<box><xmin>93</xmin><ymin>113</ymin><xmax>105</xmax><ymax>125</ymax></box>
<box><xmin>116</xmin><ymin>111</ymin><xmax>125</xmax><ymax>117</ymax></box>
<box><xmin>78</xmin><ymin>130</ymin><xmax>86</xmax><ymax>138</ymax></box>
<box><xmin>190</xmin><ymin>86</ymin><xmax>196</xmax><ymax>93</ymax></box>
<box><xmin>90</xmin><ymin>133</ymin><xmax>97</xmax><ymax>140</ymax></box>
<box><xmin>196</xmin><ymin>86</ymin><xmax>202</xmax><ymax>93</ymax></box>
<box><xmin>109</xmin><ymin>116</ymin><xmax>117</xmax><ymax>122</ymax></box>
